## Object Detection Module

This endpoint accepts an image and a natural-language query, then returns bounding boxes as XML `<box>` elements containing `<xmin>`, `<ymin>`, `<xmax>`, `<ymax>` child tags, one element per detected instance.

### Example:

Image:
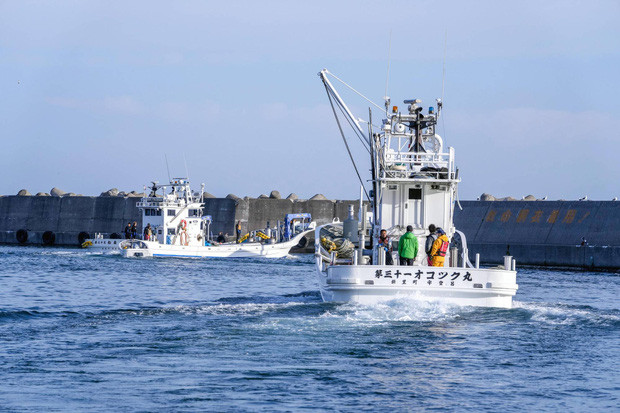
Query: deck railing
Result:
<box><xmin>380</xmin><ymin>147</ymin><xmax>457</xmax><ymax>181</ymax></box>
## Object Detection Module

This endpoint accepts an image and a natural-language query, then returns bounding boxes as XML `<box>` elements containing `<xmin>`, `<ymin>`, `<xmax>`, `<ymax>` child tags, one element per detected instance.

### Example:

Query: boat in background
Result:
<box><xmin>314</xmin><ymin>69</ymin><xmax>518</xmax><ymax>308</ymax></box>
<box><xmin>84</xmin><ymin>178</ymin><xmax>314</xmax><ymax>258</ymax></box>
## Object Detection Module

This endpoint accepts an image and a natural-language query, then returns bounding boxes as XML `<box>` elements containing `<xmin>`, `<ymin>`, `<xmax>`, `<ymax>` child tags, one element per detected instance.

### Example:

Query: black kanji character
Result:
<box><xmin>375</xmin><ymin>270</ymin><xmax>383</xmax><ymax>279</ymax></box>
<box><xmin>402</xmin><ymin>279</ymin><xmax>406</xmax><ymax>285</ymax></box>
<box><xmin>395</xmin><ymin>270</ymin><xmax>401</xmax><ymax>279</ymax></box>
<box><xmin>427</xmin><ymin>280</ymin><xmax>432</xmax><ymax>285</ymax></box>
<box><xmin>463</xmin><ymin>272</ymin><xmax>472</xmax><ymax>282</ymax></box>
<box><xmin>426</xmin><ymin>271</ymin><xmax>435</xmax><ymax>279</ymax></box>
<box><xmin>438</xmin><ymin>272</ymin><xmax>448</xmax><ymax>279</ymax></box>
<box><xmin>451</xmin><ymin>272</ymin><xmax>460</xmax><ymax>280</ymax></box>
<box><xmin>415</xmin><ymin>270</ymin><xmax>423</xmax><ymax>279</ymax></box>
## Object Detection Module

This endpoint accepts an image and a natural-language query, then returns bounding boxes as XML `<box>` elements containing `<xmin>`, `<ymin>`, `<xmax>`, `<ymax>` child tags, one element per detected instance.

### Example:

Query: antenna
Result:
<box><xmin>441</xmin><ymin>29</ymin><xmax>448</xmax><ymax>103</ymax></box>
<box><xmin>183</xmin><ymin>152</ymin><xmax>190</xmax><ymax>179</ymax></box>
<box><xmin>384</xmin><ymin>30</ymin><xmax>392</xmax><ymax>106</ymax></box>
<box><xmin>441</xmin><ymin>29</ymin><xmax>448</xmax><ymax>139</ymax></box>
<box><xmin>165</xmin><ymin>154</ymin><xmax>171</xmax><ymax>182</ymax></box>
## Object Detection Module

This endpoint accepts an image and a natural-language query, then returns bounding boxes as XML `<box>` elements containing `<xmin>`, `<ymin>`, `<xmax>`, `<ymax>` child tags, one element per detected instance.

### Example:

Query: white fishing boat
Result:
<box><xmin>314</xmin><ymin>69</ymin><xmax>518</xmax><ymax>308</ymax></box>
<box><xmin>84</xmin><ymin>178</ymin><xmax>314</xmax><ymax>258</ymax></box>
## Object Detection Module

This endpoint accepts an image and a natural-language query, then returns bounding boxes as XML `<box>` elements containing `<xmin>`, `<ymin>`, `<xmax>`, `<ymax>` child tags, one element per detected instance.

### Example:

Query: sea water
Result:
<box><xmin>0</xmin><ymin>245</ymin><xmax>617</xmax><ymax>412</ymax></box>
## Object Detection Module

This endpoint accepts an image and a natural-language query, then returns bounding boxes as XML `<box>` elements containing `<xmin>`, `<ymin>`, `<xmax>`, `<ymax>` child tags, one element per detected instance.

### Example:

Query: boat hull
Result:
<box><xmin>123</xmin><ymin>241</ymin><xmax>294</xmax><ymax>258</ymax></box>
<box><xmin>315</xmin><ymin>258</ymin><xmax>518</xmax><ymax>308</ymax></box>
<box><xmin>84</xmin><ymin>238</ymin><xmax>123</xmax><ymax>253</ymax></box>
<box><xmin>121</xmin><ymin>230</ymin><xmax>311</xmax><ymax>259</ymax></box>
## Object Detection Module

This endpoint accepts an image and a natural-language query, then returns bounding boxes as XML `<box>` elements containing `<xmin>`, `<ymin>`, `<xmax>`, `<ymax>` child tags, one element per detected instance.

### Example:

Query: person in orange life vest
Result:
<box><xmin>430</xmin><ymin>227</ymin><xmax>450</xmax><ymax>267</ymax></box>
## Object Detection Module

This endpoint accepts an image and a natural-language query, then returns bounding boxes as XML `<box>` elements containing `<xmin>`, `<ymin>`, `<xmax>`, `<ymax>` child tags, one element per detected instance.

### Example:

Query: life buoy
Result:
<box><xmin>179</xmin><ymin>219</ymin><xmax>187</xmax><ymax>230</ymax></box>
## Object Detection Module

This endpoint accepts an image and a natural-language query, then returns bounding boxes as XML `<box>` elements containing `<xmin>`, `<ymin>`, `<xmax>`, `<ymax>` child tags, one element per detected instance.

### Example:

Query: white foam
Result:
<box><xmin>320</xmin><ymin>297</ymin><xmax>466</xmax><ymax>324</ymax></box>
<box><xmin>514</xmin><ymin>301</ymin><xmax>620</xmax><ymax>326</ymax></box>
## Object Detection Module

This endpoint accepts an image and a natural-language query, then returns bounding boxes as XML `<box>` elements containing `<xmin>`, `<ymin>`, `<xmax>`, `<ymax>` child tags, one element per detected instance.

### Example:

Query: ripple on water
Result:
<box><xmin>0</xmin><ymin>245</ymin><xmax>618</xmax><ymax>412</ymax></box>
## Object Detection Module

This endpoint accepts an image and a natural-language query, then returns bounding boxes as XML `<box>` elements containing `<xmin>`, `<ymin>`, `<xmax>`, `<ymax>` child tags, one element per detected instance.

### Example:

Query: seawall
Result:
<box><xmin>1</xmin><ymin>195</ymin><xmax>618</xmax><ymax>270</ymax></box>
<box><xmin>0</xmin><ymin>195</ymin><xmax>363</xmax><ymax>246</ymax></box>
<box><xmin>454</xmin><ymin>200</ymin><xmax>620</xmax><ymax>270</ymax></box>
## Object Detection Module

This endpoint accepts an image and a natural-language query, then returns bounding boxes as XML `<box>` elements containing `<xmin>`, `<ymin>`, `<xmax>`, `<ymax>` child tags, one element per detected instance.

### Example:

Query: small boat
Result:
<box><xmin>84</xmin><ymin>178</ymin><xmax>314</xmax><ymax>258</ymax></box>
<box><xmin>314</xmin><ymin>70</ymin><xmax>518</xmax><ymax>308</ymax></box>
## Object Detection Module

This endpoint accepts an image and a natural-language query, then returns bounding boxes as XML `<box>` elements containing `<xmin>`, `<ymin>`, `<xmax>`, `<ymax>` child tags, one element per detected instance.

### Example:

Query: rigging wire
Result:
<box><xmin>325</xmin><ymin>86</ymin><xmax>371</xmax><ymax>153</ymax></box>
<box><xmin>324</xmin><ymin>84</ymin><xmax>370</xmax><ymax>201</ymax></box>
<box><xmin>325</xmin><ymin>71</ymin><xmax>385</xmax><ymax>113</ymax></box>
<box><xmin>334</xmin><ymin>99</ymin><xmax>371</xmax><ymax>154</ymax></box>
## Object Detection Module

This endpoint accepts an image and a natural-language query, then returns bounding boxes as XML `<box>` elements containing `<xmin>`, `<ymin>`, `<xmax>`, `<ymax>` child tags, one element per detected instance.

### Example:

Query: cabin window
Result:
<box><xmin>388</xmin><ymin>184</ymin><xmax>398</xmax><ymax>190</ymax></box>
<box><xmin>408</xmin><ymin>188</ymin><xmax>422</xmax><ymax>200</ymax></box>
<box><xmin>167</xmin><ymin>228</ymin><xmax>176</xmax><ymax>235</ymax></box>
<box><xmin>145</xmin><ymin>208</ymin><xmax>161</xmax><ymax>216</ymax></box>
<box><xmin>167</xmin><ymin>210</ymin><xmax>176</xmax><ymax>216</ymax></box>
<box><xmin>188</xmin><ymin>209</ymin><xmax>200</xmax><ymax>217</ymax></box>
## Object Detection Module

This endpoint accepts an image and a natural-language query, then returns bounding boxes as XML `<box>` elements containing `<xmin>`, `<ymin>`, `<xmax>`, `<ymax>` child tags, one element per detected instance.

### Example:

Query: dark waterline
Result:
<box><xmin>0</xmin><ymin>246</ymin><xmax>618</xmax><ymax>412</ymax></box>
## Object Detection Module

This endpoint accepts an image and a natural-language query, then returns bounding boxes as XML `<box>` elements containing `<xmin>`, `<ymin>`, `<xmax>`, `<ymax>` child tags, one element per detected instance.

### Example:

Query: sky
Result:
<box><xmin>1</xmin><ymin>0</ymin><xmax>619</xmax><ymax>200</ymax></box>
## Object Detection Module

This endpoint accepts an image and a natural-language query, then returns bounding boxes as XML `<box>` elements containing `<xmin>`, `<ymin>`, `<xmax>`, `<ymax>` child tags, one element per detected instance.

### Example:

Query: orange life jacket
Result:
<box><xmin>436</xmin><ymin>238</ymin><xmax>449</xmax><ymax>257</ymax></box>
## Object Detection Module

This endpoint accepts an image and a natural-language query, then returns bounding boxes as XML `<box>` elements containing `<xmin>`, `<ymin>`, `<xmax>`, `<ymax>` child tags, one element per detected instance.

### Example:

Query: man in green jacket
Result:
<box><xmin>398</xmin><ymin>225</ymin><xmax>418</xmax><ymax>266</ymax></box>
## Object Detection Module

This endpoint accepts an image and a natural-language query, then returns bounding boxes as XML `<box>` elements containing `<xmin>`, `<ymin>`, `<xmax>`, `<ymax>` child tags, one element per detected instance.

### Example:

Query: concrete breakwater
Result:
<box><xmin>0</xmin><ymin>193</ymin><xmax>618</xmax><ymax>270</ymax></box>
<box><xmin>455</xmin><ymin>200</ymin><xmax>620</xmax><ymax>270</ymax></box>
<box><xmin>0</xmin><ymin>193</ymin><xmax>364</xmax><ymax>247</ymax></box>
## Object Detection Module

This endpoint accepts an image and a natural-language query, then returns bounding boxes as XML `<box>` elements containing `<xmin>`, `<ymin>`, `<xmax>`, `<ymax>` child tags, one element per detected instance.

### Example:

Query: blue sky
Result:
<box><xmin>1</xmin><ymin>0</ymin><xmax>618</xmax><ymax>200</ymax></box>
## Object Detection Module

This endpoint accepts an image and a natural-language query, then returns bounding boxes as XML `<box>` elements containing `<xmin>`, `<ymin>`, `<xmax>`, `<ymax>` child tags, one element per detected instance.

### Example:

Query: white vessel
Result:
<box><xmin>84</xmin><ymin>178</ymin><xmax>315</xmax><ymax>258</ymax></box>
<box><xmin>314</xmin><ymin>69</ymin><xmax>518</xmax><ymax>308</ymax></box>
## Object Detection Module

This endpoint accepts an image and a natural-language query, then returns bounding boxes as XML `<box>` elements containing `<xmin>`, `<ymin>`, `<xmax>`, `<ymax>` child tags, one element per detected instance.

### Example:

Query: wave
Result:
<box><xmin>513</xmin><ymin>301</ymin><xmax>620</xmax><ymax>327</ymax></box>
<box><xmin>3</xmin><ymin>294</ymin><xmax>617</xmax><ymax>330</ymax></box>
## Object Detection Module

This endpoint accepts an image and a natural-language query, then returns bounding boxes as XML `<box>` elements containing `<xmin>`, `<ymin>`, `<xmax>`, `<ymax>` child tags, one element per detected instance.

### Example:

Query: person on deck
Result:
<box><xmin>216</xmin><ymin>232</ymin><xmax>226</xmax><ymax>243</ymax></box>
<box><xmin>131</xmin><ymin>222</ymin><xmax>138</xmax><ymax>239</ymax></box>
<box><xmin>425</xmin><ymin>224</ymin><xmax>437</xmax><ymax>265</ymax></box>
<box><xmin>124</xmin><ymin>222</ymin><xmax>132</xmax><ymax>239</ymax></box>
<box><xmin>430</xmin><ymin>228</ymin><xmax>450</xmax><ymax>267</ymax></box>
<box><xmin>398</xmin><ymin>225</ymin><xmax>418</xmax><ymax>266</ymax></box>
<box><xmin>378</xmin><ymin>229</ymin><xmax>393</xmax><ymax>265</ymax></box>
<box><xmin>143</xmin><ymin>223</ymin><xmax>152</xmax><ymax>241</ymax></box>
<box><xmin>235</xmin><ymin>221</ymin><xmax>242</xmax><ymax>243</ymax></box>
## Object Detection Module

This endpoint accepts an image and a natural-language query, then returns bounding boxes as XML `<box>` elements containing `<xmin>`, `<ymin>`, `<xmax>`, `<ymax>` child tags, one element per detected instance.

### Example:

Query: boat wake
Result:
<box><xmin>513</xmin><ymin>300</ymin><xmax>620</xmax><ymax>327</ymax></box>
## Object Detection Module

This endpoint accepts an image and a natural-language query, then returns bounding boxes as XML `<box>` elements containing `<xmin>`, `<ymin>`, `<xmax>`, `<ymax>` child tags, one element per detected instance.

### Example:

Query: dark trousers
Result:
<box><xmin>385</xmin><ymin>252</ymin><xmax>394</xmax><ymax>265</ymax></box>
<box><xmin>399</xmin><ymin>257</ymin><xmax>414</xmax><ymax>266</ymax></box>
<box><xmin>236</xmin><ymin>230</ymin><xmax>241</xmax><ymax>242</ymax></box>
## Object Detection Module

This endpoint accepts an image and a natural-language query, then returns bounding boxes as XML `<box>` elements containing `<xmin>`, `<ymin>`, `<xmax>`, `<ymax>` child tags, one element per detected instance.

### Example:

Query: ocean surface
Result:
<box><xmin>0</xmin><ymin>245</ymin><xmax>618</xmax><ymax>412</ymax></box>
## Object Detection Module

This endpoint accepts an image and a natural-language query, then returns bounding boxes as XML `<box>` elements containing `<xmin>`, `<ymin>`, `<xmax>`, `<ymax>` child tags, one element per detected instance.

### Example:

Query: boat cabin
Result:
<box><xmin>137</xmin><ymin>178</ymin><xmax>211</xmax><ymax>246</ymax></box>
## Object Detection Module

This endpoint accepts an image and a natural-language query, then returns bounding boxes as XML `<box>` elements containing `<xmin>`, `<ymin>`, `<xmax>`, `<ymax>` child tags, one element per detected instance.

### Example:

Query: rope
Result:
<box><xmin>325</xmin><ymin>86</ymin><xmax>370</xmax><ymax>153</ymax></box>
<box><xmin>325</xmin><ymin>70</ymin><xmax>385</xmax><ymax>113</ymax></box>
<box><xmin>324</xmin><ymin>83</ymin><xmax>370</xmax><ymax>201</ymax></box>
